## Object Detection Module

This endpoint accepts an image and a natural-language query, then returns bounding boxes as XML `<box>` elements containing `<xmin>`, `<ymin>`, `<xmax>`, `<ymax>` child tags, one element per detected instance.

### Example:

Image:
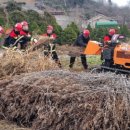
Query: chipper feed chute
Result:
<box><xmin>84</xmin><ymin>41</ymin><xmax>102</xmax><ymax>55</ymax></box>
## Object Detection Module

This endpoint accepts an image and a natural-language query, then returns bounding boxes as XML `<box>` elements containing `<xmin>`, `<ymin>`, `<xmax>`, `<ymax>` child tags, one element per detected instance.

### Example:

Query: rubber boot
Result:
<box><xmin>69</xmin><ymin>57</ymin><xmax>76</xmax><ymax>69</ymax></box>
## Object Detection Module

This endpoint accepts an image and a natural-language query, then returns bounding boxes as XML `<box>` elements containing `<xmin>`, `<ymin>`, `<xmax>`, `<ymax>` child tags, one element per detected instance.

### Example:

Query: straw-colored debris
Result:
<box><xmin>0</xmin><ymin>35</ymin><xmax>60</xmax><ymax>79</ymax></box>
<box><xmin>0</xmin><ymin>49</ymin><xmax>57</xmax><ymax>79</ymax></box>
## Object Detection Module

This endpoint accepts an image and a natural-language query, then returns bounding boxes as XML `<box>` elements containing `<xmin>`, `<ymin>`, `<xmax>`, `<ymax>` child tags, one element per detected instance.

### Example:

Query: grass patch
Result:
<box><xmin>87</xmin><ymin>55</ymin><xmax>102</xmax><ymax>67</ymax></box>
<box><xmin>60</xmin><ymin>55</ymin><xmax>102</xmax><ymax>71</ymax></box>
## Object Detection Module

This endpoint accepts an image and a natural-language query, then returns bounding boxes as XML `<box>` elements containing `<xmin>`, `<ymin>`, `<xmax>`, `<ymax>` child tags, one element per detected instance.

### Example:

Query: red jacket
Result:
<box><xmin>42</xmin><ymin>33</ymin><xmax>57</xmax><ymax>40</ymax></box>
<box><xmin>9</xmin><ymin>29</ymin><xmax>20</xmax><ymax>39</ymax></box>
<box><xmin>20</xmin><ymin>30</ymin><xmax>31</xmax><ymax>37</ymax></box>
<box><xmin>20</xmin><ymin>30</ymin><xmax>27</xmax><ymax>36</ymax></box>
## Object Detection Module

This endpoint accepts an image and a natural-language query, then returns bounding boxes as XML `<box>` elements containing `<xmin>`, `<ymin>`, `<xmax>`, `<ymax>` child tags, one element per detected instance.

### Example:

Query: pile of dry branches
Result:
<box><xmin>0</xmin><ymin>70</ymin><xmax>130</xmax><ymax>130</ymax></box>
<box><xmin>0</xmin><ymin>36</ymin><xmax>59</xmax><ymax>78</ymax></box>
<box><xmin>0</xmin><ymin>49</ymin><xmax>57</xmax><ymax>78</ymax></box>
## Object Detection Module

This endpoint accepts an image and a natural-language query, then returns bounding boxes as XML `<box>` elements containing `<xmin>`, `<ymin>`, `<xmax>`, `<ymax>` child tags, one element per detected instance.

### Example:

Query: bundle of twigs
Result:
<box><xmin>27</xmin><ymin>36</ymin><xmax>54</xmax><ymax>52</ymax></box>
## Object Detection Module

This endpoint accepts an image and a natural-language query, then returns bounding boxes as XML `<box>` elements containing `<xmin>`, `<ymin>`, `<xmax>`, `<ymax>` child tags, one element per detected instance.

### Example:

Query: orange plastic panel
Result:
<box><xmin>84</xmin><ymin>41</ymin><xmax>102</xmax><ymax>55</ymax></box>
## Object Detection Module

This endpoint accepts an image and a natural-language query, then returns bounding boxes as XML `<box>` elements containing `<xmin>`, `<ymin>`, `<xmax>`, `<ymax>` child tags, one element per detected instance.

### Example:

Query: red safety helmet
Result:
<box><xmin>47</xmin><ymin>25</ymin><xmax>53</xmax><ymax>30</ymax></box>
<box><xmin>15</xmin><ymin>23</ymin><xmax>22</xmax><ymax>31</ymax></box>
<box><xmin>83</xmin><ymin>29</ymin><xmax>90</xmax><ymax>37</ymax></box>
<box><xmin>0</xmin><ymin>26</ymin><xmax>4</xmax><ymax>34</ymax></box>
<box><xmin>21</xmin><ymin>21</ymin><xmax>28</xmax><ymax>26</ymax></box>
<box><xmin>109</xmin><ymin>28</ymin><xmax>116</xmax><ymax>35</ymax></box>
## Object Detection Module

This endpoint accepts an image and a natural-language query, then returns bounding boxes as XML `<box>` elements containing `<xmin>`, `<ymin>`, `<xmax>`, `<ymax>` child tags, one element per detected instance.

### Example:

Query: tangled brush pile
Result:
<box><xmin>0</xmin><ymin>49</ymin><xmax>57</xmax><ymax>78</ymax></box>
<box><xmin>0</xmin><ymin>70</ymin><xmax>130</xmax><ymax>130</ymax></box>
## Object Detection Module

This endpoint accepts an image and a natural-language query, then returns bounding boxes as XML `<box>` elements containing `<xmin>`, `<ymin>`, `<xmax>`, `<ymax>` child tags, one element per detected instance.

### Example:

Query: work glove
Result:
<box><xmin>99</xmin><ymin>43</ymin><xmax>103</xmax><ymax>47</ymax></box>
<box><xmin>31</xmin><ymin>37</ymin><xmax>38</xmax><ymax>44</ymax></box>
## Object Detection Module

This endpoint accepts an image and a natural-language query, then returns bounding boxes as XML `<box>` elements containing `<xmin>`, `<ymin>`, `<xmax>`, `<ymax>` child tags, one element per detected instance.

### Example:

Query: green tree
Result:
<box><xmin>53</xmin><ymin>24</ymin><xmax>62</xmax><ymax>35</ymax></box>
<box><xmin>0</xmin><ymin>17</ymin><xmax>6</xmax><ymax>26</ymax></box>
<box><xmin>60</xmin><ymin>26</ymin><xmax>77</xmax><ymax>44</ymax></box>
<box><xmin>53</xmin><ymin>24</ymin><xmax>63</xmax><ymax>44</ymax></box>
<box><xmin>119</xmin><ymin>25</ymin><xmax>130</xmax><ymax>37</ymax></box>
<box><xmin>67</xmin><ymin>22</ymin><xmax>80</xmax><ymax>35</ymax></box>
<box><xmin>91</xmin><ymin>28</ymin><xmax>107</xmax><ymax>42</ymax></box>
<box><xmin>38</xmin><ymin>22</ymin><xmax>47</xmax><ymax>34</ymax></box>
<box><xmin>29</xmin><ymin>21</ymin><xmax>40</xmax><ymax>34</ymax></box>
<box><xmin>9</xmin><ymin>10</ymin><xmax>26</xmax><ymax>25</ymax></box>
<box><xmin>0</xmin><ymin>7</ymin><xmax>64</xmax><ymax>40</ymax></box>
<box><xmin>6</xmin><ymin>0</ymin><xmax>22</xmax><ymax>12</ymax></box>
<box><xmin>87</xmin><ymin>24</ymin><xmax>92</xmax><ymax>32</ymax></box>
<box><xmin>26</xmin><ymin>10</ymin><xmax>42</xmax><ymax>23</ymax></box>
<box><xmin>44</xmin><ymin>11</ymin><xmax>57</xmax><ymax>25</ymax></box>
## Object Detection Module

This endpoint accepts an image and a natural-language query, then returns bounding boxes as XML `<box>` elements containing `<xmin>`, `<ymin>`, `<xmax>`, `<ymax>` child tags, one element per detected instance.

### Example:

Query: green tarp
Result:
<box><xmin>95</xmin><ymin>21</ymin><xmax>118</xmax><ymax>28</ymax></box>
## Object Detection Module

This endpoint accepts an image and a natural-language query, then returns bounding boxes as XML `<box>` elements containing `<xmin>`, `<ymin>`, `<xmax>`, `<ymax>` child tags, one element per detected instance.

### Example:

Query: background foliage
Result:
<box><xmin>0</xmin><ymin>1</ymin><xmax>130</xmax><ymax>44</ymax></box>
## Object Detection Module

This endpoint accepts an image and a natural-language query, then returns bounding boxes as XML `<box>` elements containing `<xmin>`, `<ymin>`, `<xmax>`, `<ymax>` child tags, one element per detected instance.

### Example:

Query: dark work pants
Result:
<box><xmin>44</xmin><ymin>51</ymin><xmax>59</xmax><ymax>61</ymax></box>
<box><xmin>69</xmin><ymin>54</ymin><xmax>88</xmax><ymax>69</ymax></box>
<box><xmin>4</xmin><ymin>37</ymin><xmax>16</xmax><ymax>47</ymax></box>
<box><xmin>44</xmin><ymin>51</ymin><xmax>62</xmax><ymax>68</ymax></box>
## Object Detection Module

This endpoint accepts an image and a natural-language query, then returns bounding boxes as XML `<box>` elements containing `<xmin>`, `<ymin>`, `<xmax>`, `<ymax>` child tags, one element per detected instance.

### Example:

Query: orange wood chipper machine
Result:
<box><xmin>84</xmin><ymin>34</ymin><xmax>130</xmax><ymax>74</ymax></box>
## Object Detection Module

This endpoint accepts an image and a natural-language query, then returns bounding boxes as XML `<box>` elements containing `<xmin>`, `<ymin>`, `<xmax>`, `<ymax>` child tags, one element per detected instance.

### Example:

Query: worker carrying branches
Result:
<box><xmin>42</xmin><ymin>25</ymin><xmax>62</xmax><ymax>68</ymax></box>
<box><xmin>18</xmin><ymin>21</ymin><xmax>32</xmax><ymax>49</ymax></box>
<box><xmin>3</xmin><ymin>23</ymin><xmax>23</xmax><ymax>49</ymax></box>
<box><xmin>69</xmin><ymin>29</ymin><xmax>90</xmax><ymax>70</ymax></box>
<box><xmin>3</xmin><ymin>21</ymin><xmax>33</xmax><ymax>50</ymax></box>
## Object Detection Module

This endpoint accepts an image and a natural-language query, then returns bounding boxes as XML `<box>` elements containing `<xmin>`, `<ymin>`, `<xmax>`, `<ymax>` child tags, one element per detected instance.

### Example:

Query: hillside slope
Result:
<box><xmin>39</xmin><ymin>0</ymin><xmax>130</xmax><ymax>24</ymax></box>
<box><xmin>0</xmin><ymin>0</ymin><xmax>35</xmax><ymax>4</ymax></box>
